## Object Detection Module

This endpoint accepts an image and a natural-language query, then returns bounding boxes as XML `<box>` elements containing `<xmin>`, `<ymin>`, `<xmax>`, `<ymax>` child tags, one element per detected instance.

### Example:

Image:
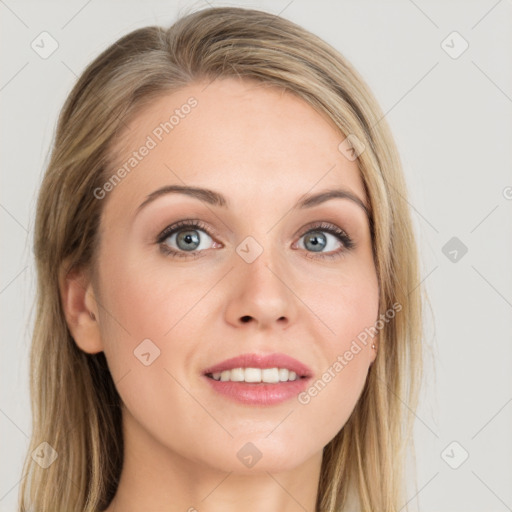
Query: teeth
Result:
<box><xmin>209</xmin><ymin>367</ymin><xmax>301</xmax><ymax>383</ymax></box>
<box><xmin>262</xmin><ymin>368</ymin><xmax>279</xmax><ymax>383</ymax></box>
<box><xmin>245</xmin><ymin>368</ymin><xmax>261</xmax><ymax>382</ymax></box>
<box><xmin>230</xmin><ymin>368</ymin><xmax>245</xmax><ymax>381</ymax></box>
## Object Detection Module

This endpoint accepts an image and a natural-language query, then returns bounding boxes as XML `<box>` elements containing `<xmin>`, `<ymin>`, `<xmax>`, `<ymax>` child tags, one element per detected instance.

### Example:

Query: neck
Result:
<box><xmin>104</xmin><ymin>409</ymin><xmax>322</xmax><ymax>512</ymax></box>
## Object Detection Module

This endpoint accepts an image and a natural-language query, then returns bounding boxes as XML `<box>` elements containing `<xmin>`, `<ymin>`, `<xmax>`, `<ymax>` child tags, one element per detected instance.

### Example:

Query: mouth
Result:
<box><xmin>205</xmin><ymin>367</ymin><xmax>307</xmax><ymax>383</ymax></box>
<box><xmin>202</xmin><ymin>353</ymin><xmax>312</xmax><ymax>406</ymax></box>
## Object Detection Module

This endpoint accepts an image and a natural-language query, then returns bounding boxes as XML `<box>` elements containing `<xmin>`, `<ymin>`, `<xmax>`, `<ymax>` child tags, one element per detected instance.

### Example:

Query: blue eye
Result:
<box><xmin>157</xmin><ymin>220</ymin><xmax>215</xmax><ymax>258</ymax></box>
<box><xmin>296</xmin><ymin>222</ymin><xmax>355</xmax><ymax>260</ymax></box>
<box><xmin>156</xmin><ymin>220</ymin><xmax>354</xmax><ymax>260</ymax></box>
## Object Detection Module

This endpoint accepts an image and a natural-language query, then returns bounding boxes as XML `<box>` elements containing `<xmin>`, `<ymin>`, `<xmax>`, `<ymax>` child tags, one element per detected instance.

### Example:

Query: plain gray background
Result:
<box><xmin>1</xmin><ymin>0</ymin><xmax>511</xmax><ymax>510</ymax></box>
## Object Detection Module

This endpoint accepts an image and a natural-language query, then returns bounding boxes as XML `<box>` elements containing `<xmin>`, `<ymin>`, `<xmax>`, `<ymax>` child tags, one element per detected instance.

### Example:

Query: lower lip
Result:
<box><xmin>203</xmin><ymin>375</ymin><xmax>311</xmax><ymax>406</ymax></box>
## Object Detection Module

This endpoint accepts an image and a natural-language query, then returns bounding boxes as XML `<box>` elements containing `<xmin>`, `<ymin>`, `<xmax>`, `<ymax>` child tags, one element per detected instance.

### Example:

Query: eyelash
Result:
<box><xmin>156</xmin><ymin>219</ymin><xmax>355</xmax><ymax>260</ymax></box>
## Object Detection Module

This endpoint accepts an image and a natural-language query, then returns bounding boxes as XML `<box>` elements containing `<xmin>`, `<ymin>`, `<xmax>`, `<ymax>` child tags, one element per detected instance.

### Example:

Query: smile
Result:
<box><xmin>207</xmin><ymin>367</ymin><xmax>303</xmax><ymax>383</ymax></box>
<box><xmin>202</xmin><ymin>353</ymin><xmax>312</xmax><ymax>406</ymax></box>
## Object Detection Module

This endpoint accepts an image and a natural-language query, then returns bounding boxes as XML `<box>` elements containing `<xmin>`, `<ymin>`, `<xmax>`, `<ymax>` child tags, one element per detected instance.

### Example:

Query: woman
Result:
<box><xmin>20</xmin><ymin>6</ymin><xmax>423</xmax><ymax>511</ymax></box>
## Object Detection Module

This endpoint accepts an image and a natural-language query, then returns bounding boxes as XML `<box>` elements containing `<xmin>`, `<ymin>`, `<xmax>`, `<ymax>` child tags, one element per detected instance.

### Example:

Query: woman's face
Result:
<box><xmin>90</xmin><ymin>77</ymin><xmax>379</xmax><ymax>473</ymax></box>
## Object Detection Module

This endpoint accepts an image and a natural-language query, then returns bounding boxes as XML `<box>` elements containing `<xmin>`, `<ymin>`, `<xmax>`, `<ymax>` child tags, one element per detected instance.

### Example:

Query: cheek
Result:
<box><xmin>94</xmin><ymin>257</ymin><xmax>208</xmax><ymax>453</ymax></box>
<box><xmin>293</xmin><ymin>355</ymin><xmax>370</xmax><ymax>457</ymax></box>
<box><xmin>292</xmin><ymin>266</ymin><xmax>378</xmax><ymax>432</ymax></box>
<box><xmin>97</xmin><ymin>250</ymin><xmax>209</xmax><ymax>342</ymax></box>
<box><xmin>304</xmin><ymin>260</ymin><xmax>379</xmax><ymax>348</ymax></box>
<box><xmin>94</xmin><ymin>251</ymin><xmax>207</xmax><ymax>396</ymax></box>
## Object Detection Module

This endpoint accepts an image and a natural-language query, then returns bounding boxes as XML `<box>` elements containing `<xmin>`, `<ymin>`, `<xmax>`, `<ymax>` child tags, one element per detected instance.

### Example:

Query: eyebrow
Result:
<box><xmin>136</xmin><ymin>184</ymin><xmax>369</xmax><ymax>217</ymax></box>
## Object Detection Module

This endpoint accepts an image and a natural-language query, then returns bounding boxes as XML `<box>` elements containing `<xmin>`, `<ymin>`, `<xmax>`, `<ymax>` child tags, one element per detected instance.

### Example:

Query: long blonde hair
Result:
<box><xmin>20</xmin><ymin>6</ymin><xmax>423</xmax><ymax>511</ymax></box>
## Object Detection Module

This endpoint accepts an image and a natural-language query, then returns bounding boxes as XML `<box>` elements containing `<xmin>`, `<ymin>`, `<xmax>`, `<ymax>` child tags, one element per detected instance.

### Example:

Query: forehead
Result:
<box><xmin>104</xmin><ymin>77</ymin><xmax>367</xmax><ymax>216</ymax></box>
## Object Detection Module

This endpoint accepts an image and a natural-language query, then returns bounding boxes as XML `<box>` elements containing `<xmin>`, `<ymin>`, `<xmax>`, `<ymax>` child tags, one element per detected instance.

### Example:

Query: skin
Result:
<box><xmin>61</xmin><ymin>77</ymin><xmax>379</xmax><ymax>512</ymax></box>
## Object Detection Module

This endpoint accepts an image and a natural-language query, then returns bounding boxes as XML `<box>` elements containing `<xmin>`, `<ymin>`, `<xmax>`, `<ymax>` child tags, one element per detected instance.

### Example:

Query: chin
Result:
<box><xmin>193</xmin><ymin>436</ymin><xmax>321</xmax><ymax>475</ymax></box>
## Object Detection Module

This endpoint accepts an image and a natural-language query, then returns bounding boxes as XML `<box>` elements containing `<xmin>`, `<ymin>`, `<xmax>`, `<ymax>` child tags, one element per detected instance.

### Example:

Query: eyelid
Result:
<box><xmin>156</xmin><ymin>219</ymin><xmax>220</xmax><ymax>244</ymax></box>
<box><xmin>295</xmin><ymin>221</ymin><xmax>354</xmax><ymax>248</ymax></box>
<box><xmin>156</xmin><ymin>219</ymin><xmax>355</xmax><ymax>259</ymax></box>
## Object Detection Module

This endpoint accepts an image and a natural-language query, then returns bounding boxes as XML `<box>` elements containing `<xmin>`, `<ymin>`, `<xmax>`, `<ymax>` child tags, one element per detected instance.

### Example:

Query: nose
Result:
<box><xmin>224</xmin><ymin>246</ymin><xmax>299</xmax><ymax>330</ymax></box>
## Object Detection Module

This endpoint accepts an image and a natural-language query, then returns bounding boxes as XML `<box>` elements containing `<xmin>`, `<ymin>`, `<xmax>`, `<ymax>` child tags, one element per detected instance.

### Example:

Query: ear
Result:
<box><xmin>59</xmin><ymin>261</ymin><xmax>103</xmax><ymax>354</ymax></box>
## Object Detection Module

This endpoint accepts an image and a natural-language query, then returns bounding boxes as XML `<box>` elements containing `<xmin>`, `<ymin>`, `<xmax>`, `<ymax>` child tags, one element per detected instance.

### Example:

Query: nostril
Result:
<box><xmin>240</xmin><ymin>315</ymin><xmax>252</xmax><ymax>323</ymax></box>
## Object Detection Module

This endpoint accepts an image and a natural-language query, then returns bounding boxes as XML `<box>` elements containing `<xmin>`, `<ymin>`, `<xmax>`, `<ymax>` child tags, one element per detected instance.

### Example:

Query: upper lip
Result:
<box><xmin>203</xmin><ymin>353</ymin><xmax>312</xmax><ymax>378</ymax></box>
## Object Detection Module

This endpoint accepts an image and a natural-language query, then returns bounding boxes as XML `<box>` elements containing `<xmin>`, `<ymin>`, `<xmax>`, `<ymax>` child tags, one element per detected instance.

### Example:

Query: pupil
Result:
<box><xmin>305</xmin><ymin>231</ymin><xmax>326</xmax><ymax>252</ymax></box>
<box><xmin>177</xmin><ymin>230</ymin><xmax>200</xmax><ymax>251</ymax></box>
